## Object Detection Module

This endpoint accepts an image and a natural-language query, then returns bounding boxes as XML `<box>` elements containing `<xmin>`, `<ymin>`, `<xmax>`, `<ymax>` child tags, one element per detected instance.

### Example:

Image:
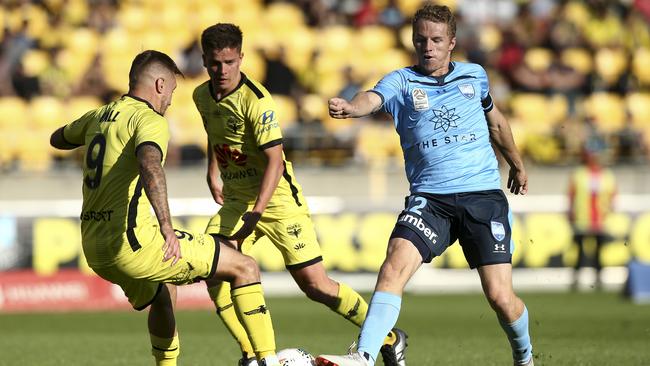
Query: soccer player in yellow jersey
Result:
<box><xmin>49</xmin><ymin>50</ymin><xmax>282</xmax><ymax>366</ymax></box>
<box><xmin>193</xmin><ymin>24</ymin><xmax>407</xmax><ymax>366</ymax></box>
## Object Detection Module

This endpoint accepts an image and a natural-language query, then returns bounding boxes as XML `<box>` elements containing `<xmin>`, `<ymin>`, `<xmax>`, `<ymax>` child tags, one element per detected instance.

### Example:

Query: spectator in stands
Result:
<box><xmin>568</xmin><ymin>146</ymin><xmax>617</xmax><ymax>290</ymax></box>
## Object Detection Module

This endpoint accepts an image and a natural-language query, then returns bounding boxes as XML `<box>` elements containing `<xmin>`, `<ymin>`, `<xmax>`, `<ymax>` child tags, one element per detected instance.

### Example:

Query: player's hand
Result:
<box><xmin>229</xmin><ymin>211</ymin><xmax>261</xmax><ymax>243</ymax></box>
<box><xmin>161</xmin><ymin>227</ymin><xmax>182</xmax><ymax>266</ymax></box>
<box><xmin>211</xmin><ymin>186</ymin><xmax>225</xmax><ymax>205</ymax></box>
<box><xmin>328</xmin><ymin>97</ymin><xmax>353</xmax><ymax>119</ymax></box>
<box><xmin>507</xmin><ymin>167</ymin><xmax>528</xmax><ymax>195</ymax></box>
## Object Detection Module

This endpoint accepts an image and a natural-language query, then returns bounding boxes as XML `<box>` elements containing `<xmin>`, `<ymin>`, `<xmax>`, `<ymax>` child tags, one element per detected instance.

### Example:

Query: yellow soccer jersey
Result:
<box><xmin>63</xmin><ymin>95</ymin><xmax>169</xmax><ymax>267</ymax></box>
<box><xmin>193</xmin><ymin>73</ymin><xmax>308</xmax><ymax>218</ymax></box>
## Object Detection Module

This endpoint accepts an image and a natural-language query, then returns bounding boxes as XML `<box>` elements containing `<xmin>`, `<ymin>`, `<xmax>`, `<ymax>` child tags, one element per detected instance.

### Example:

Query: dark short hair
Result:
<box><xmin>128</xmin><ymin>50</ymin><xmax>183</xmax><ymax>90</ymax></box>
<box><xmin>201</xmin><ymin>23</ymin><xmax>243</xmax><ymax>54</ymax></box>
<box><xmin>412</xmin><ymin>3</ymin><xmax>456</xmax><ymax>38</ymax></box>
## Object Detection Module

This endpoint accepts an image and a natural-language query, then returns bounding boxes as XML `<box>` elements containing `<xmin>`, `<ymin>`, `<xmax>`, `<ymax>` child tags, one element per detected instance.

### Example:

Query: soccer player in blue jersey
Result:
<box><xmin>316</xmin><ymin>4</ymin><xmax>533</xmax><ymax>366</ymax></box>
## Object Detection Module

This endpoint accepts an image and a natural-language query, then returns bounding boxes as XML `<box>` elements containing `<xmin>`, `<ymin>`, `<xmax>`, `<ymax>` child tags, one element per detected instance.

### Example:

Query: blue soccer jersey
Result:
<box><xmin>372</xmin><ymin>61</ymin><xmax>500</xmax><ymax>194</ymax></box>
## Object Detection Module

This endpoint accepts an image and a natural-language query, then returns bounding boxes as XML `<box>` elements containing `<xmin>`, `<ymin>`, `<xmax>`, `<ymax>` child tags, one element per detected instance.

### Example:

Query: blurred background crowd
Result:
<box><xmin>1</xmin><ymin>0</ymin><xmax>649</xmax><ymax>172</ymax></box>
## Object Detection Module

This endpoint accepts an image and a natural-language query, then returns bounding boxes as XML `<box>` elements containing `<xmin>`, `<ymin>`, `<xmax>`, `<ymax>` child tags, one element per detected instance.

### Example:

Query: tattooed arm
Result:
<box><xmin>136</xmin><ymin>144</ymin><xmax>181</xmax><ymax>265</ymax></box>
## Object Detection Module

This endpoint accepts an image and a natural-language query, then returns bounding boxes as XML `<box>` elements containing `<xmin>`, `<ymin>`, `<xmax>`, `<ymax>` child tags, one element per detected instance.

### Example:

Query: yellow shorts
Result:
<box><xmin>206</xmin><ymin>202</ymin><xmax>322</xmax><ymax>269</ymax></box>
<box><xmin>92</xmin><ymin>225</ymin><xmax>219</xmax><ymax>310</ymax></box>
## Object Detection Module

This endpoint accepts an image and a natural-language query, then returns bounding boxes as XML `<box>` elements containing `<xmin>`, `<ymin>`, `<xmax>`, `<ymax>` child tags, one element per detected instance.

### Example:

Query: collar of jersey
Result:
<box><xmin>208</xmin><ymin>72</ymin><xmax>247</xmax><ymax>104</ymax></box>
<box><xmin>122</xmin><ymin>94</ymin><xmax>162</xmax><ymax>116</ymax></box>
<box><xmin>410</xmin><ymin>62</ymin><xmax>455</xmax><ymax>84</ymax></box>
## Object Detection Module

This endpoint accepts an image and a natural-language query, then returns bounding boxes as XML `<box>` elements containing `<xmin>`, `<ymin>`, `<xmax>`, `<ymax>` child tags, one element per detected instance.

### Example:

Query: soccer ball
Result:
<box><xmin>277</xmin><ymin>348</ymin><xmax>316</xmax><ymax>366</ymax></box>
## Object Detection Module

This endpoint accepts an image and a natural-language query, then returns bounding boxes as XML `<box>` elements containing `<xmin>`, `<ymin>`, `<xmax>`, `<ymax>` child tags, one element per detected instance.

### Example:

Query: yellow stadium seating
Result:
<box><xmin>271</xmin><ymin>94</ymin><xmax>298</xmax><ymax>132</ymax></box>
<box><xmin>509</xmin><ymin>93</ymin><xmax>555</xmax><ymax>133</ymax></box>
<box><xmin>30</xmin><ymin>96</ymin><xmax>65</xmax><ymax>130</ymax></box>
<box><xmin>561</xmin><ymin>48</ymin><xmax>593</xmax><ymax>74</ymax></box>
<box><xmin>594</xmin><ymin>47</ymin><xmax>627</xmax><ymax>85</ymax></box>
<box><xmin>626</xmin><ymin>93</ymin><xmax>650</xmax><ymax>129</ymax></box>
<box><xmin>582</xmin><ymin>92</ymin><xmax>626</xmax><ymax>133</ymax></box>
<box><xmin>524</xmin><ymin>48</ymin><xmax>553</xmax><ymax>72</ymax></box>
<box><xmin>632</xmin><ymin>47</ymin><xmax>650</xmax><ymax>85</ymax></box>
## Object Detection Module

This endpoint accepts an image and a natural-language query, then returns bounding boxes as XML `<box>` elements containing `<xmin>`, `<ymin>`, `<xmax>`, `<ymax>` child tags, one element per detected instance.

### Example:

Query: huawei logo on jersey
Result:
<box><xmin>213</xmin><ymin>144</ymin><xmax>247</xmax><ymax>168</ymax></box>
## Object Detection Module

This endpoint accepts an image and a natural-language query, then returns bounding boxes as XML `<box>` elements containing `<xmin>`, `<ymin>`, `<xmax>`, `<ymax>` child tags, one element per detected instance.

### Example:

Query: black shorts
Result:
<box><xmin>389</xmin><ymin>190</ymin><xmax>513</xmax><ymax>268</ymax></box>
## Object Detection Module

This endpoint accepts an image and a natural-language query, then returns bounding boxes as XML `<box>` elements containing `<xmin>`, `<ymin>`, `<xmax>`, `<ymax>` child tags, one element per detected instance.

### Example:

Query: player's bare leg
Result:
<box><xmin>149</xmin><ymin>284</ymin><xmax>180</xmax><ymax>366</ymax></box>
<box><xmin>478</xmin><ymin>263</ymin><xmax>533</xmax><ymax>365</ymax></box>
<box><xmin>317</xmin><ymin>238</ymin><xmax>419</xmax><ymax>366</ymax></box>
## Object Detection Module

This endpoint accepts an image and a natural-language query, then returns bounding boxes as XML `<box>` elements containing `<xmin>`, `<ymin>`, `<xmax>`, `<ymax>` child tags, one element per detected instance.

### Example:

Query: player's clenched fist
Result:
<box><xmin>328</xmin><ymin>97</ymin><xmax>351</xmax><ymax>118</ymax></box>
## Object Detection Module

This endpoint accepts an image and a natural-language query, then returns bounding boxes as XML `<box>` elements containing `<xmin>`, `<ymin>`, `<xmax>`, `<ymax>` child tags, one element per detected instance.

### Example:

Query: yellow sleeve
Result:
<box><xmin>62</xmin><ymin>110</ymin><xmax>94</xmax><ymax>146</ymax></box>
<box><xmin>133</xmin><ymin>111</ymin><xmax>170</xmax><ymax>160</ymax></box>
<box><xmin>247</xmin><ymin>94</ymin><xmax>283</xmax><ymax>149</ymax></box>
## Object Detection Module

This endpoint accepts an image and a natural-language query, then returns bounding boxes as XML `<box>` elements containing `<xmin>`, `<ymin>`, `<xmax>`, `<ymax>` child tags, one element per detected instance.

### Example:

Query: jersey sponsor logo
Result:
<box><xmin>491</xmin><ymin>221</ymin><xmax>506</xmax><ymax>241</ymax></box>
<box><xmin>227</xmin><ymin>117</ymin><xmax>244</xmax><ymax>134</ymax></box>
<box><xmin>293</xmin><ymin>243</ymin><xmax>306</xmax><ymax>250</ymax></box>
<box><xmin>432</xmin><ymin>105</ymin><xmax>460</xmax><ymax>132</ymax></box>
<box><xmin>287</xmin><ymin>223</ymin><xmax>302</xmax><ymax>238</ymax></box>
<box><xmin>416</xmin><ymin>133</ymin><xmax>477</xmax><ymax>150</ymax></box>
<box><xmin>221</xmin><ymin>167</ymin><xmax>258</xmax><ymax>181</ymax></box>
<box><xmin>493</xmin><ymin>243</ymin><xmax>507</xmax><ymax>253</ymax></box>
<box><xmin>80</xmin><ymin>210</ymin><xmax>114</xmax><ymax>222</ymax></box>
<box><xmin>213</xmin><ymin>144</ymin><xmax>247</xmax><ymax>169</ymax></box>
<box><xmin>399</xmin><ymin>213</ymin><xmax>437</xmax><ymax>242</ymax></box>
<box><xmin>411</xmin><ymin>88</ymin><xmax>429</xmax><ymax>111</ymax></box>
<box><xmin>260</xmin><ymin>110</ymin><xmax>276</xmax><ymax>125</ymax></box>
<box><xmin>458</xmin><ymin>83</ymin><xmax>475</xmax><ymax>99</ymax></box>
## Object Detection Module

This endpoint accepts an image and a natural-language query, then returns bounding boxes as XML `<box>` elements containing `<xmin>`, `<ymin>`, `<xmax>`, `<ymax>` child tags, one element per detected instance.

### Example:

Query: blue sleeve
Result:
<box><xmin>371</xmin><ymin>70</ymin><xmax>404</xmax><ymax>116</ymax></box>
<box><xmin>478</xmin><ymin>66</ymin><xmax>494</xmax><ymax>112</ymax></box>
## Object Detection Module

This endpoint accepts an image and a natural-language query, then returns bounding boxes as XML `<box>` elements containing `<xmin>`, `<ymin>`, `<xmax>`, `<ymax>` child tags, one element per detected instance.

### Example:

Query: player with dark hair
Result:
<box><xmin>194</xmin><ymin>23</ymin><xmax>406</xmax><ymax>366</ymax></box>
<box><xmin>317</xmin><ymin>4</ymin><xmax>534</xmax><ymax>366</ymax></box>
<box><xmin>50</xmin><ymin>49</ymin><xmax>281</xmax><ymax>366</ymax></box>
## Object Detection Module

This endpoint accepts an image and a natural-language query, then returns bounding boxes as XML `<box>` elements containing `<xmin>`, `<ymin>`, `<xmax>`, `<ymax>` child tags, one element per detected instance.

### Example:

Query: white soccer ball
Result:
<box><xmin>277</xmin><ymin>348</ymin><xmax>316</xmax><ymax>366</ymax></box>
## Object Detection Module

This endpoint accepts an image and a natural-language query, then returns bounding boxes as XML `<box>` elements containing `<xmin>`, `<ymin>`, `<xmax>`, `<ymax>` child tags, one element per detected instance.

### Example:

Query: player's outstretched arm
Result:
<box><xmin>329</xmin><ymin>91</ymin><xmax>382</xmax><ymax>119</ymax></box>
<box><xmin>50</xmin><ymin>126</ymin><xmax>80</xmax><ymax>150</ymax></box>
<box><xmin>485</xmin><ymin>106</ymin><xmax>528</xmax><ymax>195</ymax></box>
<box><xmin>137</xmin><ymin>144</ymin><xmax>182</xmax><ymax>264</ymax></box>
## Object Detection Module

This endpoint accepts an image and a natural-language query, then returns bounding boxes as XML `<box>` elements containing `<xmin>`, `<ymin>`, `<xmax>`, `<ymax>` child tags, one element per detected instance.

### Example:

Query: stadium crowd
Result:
<box><xmin>1</xmin><ymin>0</ymin><xmax>649</xmax><ymax>171</ymax></box>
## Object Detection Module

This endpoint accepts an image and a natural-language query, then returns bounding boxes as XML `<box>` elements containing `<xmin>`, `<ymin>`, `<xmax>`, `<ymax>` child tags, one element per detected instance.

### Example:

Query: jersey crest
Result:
<box><xmin>213</xmin><ymin>144</ymin><xmax>247</xmax><ymax>168</ymax></box>
<box><xmin>458</xmin><ymin>83</ymin><xmax>475</xmax><ymax>99</ymax></box>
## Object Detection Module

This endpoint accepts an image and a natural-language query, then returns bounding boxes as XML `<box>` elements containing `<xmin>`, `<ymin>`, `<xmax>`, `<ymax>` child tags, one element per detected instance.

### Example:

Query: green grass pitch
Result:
<box><xmin>1</xmin><ymin>291</ymin><xmax>649</xmax><ymax>365</ymax></box>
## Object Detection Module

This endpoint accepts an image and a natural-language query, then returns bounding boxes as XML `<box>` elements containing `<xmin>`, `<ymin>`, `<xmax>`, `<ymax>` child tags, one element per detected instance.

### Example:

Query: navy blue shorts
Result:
<box><xmin>389</xmin><ymin>190</ymin><xmax>513</xmax><ymax>268</ymax></box>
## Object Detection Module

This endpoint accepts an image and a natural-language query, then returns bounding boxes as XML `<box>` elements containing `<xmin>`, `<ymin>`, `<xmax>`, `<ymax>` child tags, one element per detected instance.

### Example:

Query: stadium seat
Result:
<box><xmin>524</xmin><ymin>48</ymin><xmax>553</xmax><ymax>72</ymax></box>
<box><xmin>626</xmin><ymin>93</ymin><xmax>650</xmax><ymax>129</ymax></box>
<box><xmin>632</xmin><ymin>47</ymin><xmax>650</xmax><ymax>85</ymax></box>
<box><xmin>594</xmin><ymin>47</ymin><xmax>628</xmax><ymax>85</ymax></box>
<box><xmin>66</xmin><ymin>96</ymin><xmax>102</xmax><ymax>122</ymax></box>
<box><xmin>582</xmin><ymin>93</ymin><xmax>626</xmax><ymax>133</ymax></box>
<box><xmin>509</xmin><ymin>93</ymin><xmax>555</xmax><ymax>133</ymax></box>
<box><xmin>271</xmin><ymin>94</ymin><xmax>298</xmax><ymax>132</ymax></box>
<box><xmin>561</xmin><ymin>47</ymin><xmax>593</xmax><ymax>74</ymax></box>
<box><xmin>29</xmin><ymin>96</ymin><xmax>65</xmax><ymax>130</ymax></box>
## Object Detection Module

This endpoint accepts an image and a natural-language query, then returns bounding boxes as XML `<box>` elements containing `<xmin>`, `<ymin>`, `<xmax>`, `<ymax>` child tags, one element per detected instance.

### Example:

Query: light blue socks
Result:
<box><xmin>357</xmin><ymin>291</ymin><xmax>402</xmax><ymax>365</ymax></box>
<box><xmin>499</xmin><ymin>306</ymin><xmax>533</xmax><ymax>364</ymax></box>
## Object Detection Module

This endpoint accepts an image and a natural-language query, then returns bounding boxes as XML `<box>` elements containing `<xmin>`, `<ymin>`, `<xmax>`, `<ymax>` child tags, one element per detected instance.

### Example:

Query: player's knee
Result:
<box><xmin>234</xmin><ymin>254</ymin><xmax>260</xmax><ymax>283</ymax></box>
<box><xmin>485</xmin><ymin>288</ymin><xmax>514</xmax><ymax>313</ymax></box>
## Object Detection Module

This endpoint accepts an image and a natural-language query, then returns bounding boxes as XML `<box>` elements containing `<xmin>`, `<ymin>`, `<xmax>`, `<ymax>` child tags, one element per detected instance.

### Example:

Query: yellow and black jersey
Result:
<box><xmin>193</xmin><ymin>73</ymin><xmax>308</xmax><ymax>218</ymax></box>
<box><xmin>63</xmin><ymin>95</ymin><xmax>169</xmax><ymax>266</ymax></box>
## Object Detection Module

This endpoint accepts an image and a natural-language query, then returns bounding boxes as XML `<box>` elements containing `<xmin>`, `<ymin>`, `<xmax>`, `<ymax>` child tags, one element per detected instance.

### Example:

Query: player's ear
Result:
<box><xmin>155</xmin><ymin>77</ymin><xmax>165</xmax><ymax>94</ymax></box>
<box><xmin>449</xmin><ymin>36</ymin><xmax>457</xmax><ymax>52</ymax></box>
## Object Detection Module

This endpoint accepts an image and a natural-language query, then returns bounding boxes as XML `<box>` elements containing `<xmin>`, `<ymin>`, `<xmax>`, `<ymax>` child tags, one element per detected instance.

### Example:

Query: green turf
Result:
<box><xmin>1</xmin><ymin>292</ymin><xmax>649</xmax><ymax>365</ymax></box>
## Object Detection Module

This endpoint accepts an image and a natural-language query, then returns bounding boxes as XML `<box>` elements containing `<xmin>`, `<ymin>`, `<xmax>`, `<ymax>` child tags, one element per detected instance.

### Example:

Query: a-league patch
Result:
<box><xmin>411</xmin><ymin>88</ymin><xmax>429</xmax><ymax>111</ymax></box>
<box><xmin>491</xmin><ymin>221</ymin><xmax>506</xmax><ymax>241</ymax></box>
<box><xmin>458</xmin><ymin>83</ymin><xmax>475</xmax><ymax>99</ymax></box>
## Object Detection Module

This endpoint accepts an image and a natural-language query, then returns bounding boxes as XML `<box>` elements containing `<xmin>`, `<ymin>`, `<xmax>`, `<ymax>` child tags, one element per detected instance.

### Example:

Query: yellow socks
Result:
<box><xmin>332</xmin><ymin>282</ymin><xmax>369</xmax><ymax>327</ymax></box>
<box><xmin>208</xmin><ymin>283</ymin><xmax>256</xmax><ymax>359</ymax></box>
<box><xmin>231</xmin><ymin>282</ymin><xmax>277</xmax><ymax>360</ymax></box>
<box><xmin>150</xmin><ymin>334</ymin><xmax>179</xmax><ymax>366</ymax></box>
